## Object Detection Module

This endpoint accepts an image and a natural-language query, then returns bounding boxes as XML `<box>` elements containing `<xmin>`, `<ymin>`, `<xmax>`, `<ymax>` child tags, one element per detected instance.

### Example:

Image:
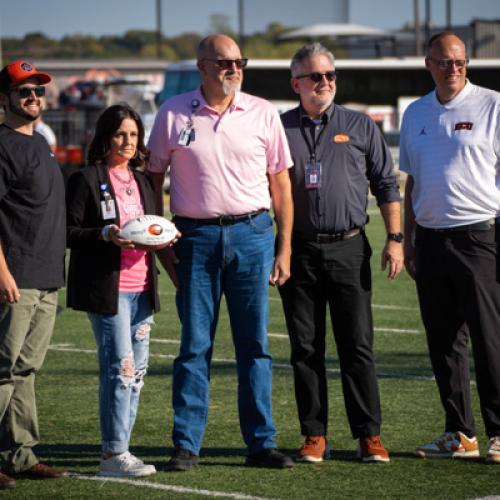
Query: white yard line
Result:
<box><xmin>374</xmin><ymin>327</ymin><xmax>420</xmax><ymax>334</ymax></box>
<box><xmin>48</xmin><ymin>345</ymin><xmax>436</xmax><ymax>381</ymax></box>
<box><xmin>372</xmin><ymin>304</ymin><xmax>419</xmax><ymax>311</ymax></box>
<box><xmin>151</xmin><ymin>338</ymin><xmax>181</xmax><ymax>344</ymax></box>
<box><xmin>267</xmin><ymin>296</ymin><xmax>419</xmax><ymax>312</ymax></box>
<box><xmin>159</xmin><ymin>290</ymin><xmax>418</xmax><ymax>312</ymax></box>
<box><xmin>269</xmin><ymin>327</ymin><xmax>421</xmax><ymax>337</ymax></box>
<box><xmin>72</xmin><ymin>474</ymin><xmax>274</xmax><ymax>499</ymax></box>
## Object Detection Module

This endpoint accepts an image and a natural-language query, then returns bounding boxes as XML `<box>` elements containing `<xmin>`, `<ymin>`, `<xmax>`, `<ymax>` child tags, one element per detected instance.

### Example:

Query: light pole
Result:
<box><xmin>238</xmin><ymin>0</ymin><xmax>245</xmax><ymax>51</ymax></box>
<box><xmin>414</xmin><ymin>0</ymin><xmax>421</xmax><ymax>56</ymax></box>
<box><xmin>424</xmin><ymin>0</ymin><xmax>431</xmax><ymax>45</ymax></box>
<box><xmin>446</xmin><ymin>0</ymin><xmax>451</xmax><ymax>30</ymax></box>
<box><xmin>156</xmin><ymin>0</ymin><xmax>162</xmax><ymax>59</ymax></box>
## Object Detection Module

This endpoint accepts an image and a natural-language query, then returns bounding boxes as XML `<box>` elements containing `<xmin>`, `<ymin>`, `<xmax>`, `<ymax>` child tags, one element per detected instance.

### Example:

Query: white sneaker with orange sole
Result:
<box><xmin>486</xmin><ymin>436</ymin><xmax>500</xmax><ymax>464</ymax></box>
<box><xmin>415</xmin><ymin>431</ymin><xmax>479</xmax><ymax>458</ymax></box>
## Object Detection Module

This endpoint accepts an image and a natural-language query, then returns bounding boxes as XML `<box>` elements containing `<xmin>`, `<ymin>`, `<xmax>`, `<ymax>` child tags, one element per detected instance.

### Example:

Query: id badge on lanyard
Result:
<box><xmin>305</xmin><ymin>162</ymin><xmax>322</xmax><ymax>189</ymax></box>
<box><xmin>100</xmin><ymin>183</ymin><xmax>116</xmax><ymax>220</ymax></box>
<box><xmin>178</xmin><ymin>98</ymin><xmax>200</xmax><ymax>146</ymax></box>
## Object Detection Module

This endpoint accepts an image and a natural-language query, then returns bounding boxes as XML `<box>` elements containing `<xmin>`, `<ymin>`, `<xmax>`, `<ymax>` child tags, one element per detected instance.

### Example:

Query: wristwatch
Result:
<box><xmin>387</xmin><ymin>232</ymin><xmax>404</xmax><ymax>243</ymax></box>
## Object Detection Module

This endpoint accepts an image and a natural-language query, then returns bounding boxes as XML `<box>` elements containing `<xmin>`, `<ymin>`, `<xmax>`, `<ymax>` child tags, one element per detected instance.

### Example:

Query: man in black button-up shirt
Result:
<box><xmin>279</xmin><ymin>43</ymin><xmax>403</xmax><ymax>464</ymax></box>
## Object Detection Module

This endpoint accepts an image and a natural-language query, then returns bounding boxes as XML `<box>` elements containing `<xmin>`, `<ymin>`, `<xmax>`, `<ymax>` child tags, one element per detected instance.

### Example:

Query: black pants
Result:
<box><xmin>279</xmin><ymin>232</ymin><xmax>381</xmax><ymax>438</ymax></box>
<box><xmin>415</xmin><ymin>225</ymin><xmax>500</xmax><ymax>438</ymax></box>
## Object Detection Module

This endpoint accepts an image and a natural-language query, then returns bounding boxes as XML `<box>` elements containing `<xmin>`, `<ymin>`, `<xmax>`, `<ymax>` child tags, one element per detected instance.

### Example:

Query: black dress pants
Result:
<box><xmin>279</xmin><ymin>232</ymin><xmax>381</xmax><ymax>438</ymax></box>
<box><xmin>415</xmin><ymin>225</ymin><xmax>500</xmax><ymax>438</ymax></box>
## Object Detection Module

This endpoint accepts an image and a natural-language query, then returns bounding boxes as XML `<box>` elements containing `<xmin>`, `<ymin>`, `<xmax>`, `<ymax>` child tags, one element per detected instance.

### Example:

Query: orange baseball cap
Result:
<box><xmin>0</xmin><ymin>60</ymin><xmax>51</xmax><ymax>93</ymax></box>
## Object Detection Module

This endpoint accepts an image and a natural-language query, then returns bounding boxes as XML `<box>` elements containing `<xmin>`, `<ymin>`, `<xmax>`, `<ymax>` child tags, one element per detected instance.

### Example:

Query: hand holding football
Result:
<box><xmin>120</xmin><ymin>215</ymin><xmax>179</xmax><ymax>251</ymax></box>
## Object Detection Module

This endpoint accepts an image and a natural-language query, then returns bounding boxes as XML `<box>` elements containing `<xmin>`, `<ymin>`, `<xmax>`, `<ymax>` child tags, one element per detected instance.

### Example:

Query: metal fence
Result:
<box><xmin>43</xmin><ymin>109</ymin><xmax>103</xmax><ymax>166</ymax></box>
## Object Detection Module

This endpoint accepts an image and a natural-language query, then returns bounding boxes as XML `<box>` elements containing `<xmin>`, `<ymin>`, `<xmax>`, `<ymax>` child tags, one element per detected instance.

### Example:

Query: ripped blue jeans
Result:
<box><xmin>88</xmin><ymin>292</ymin><xmax>154</xmax><ymax>454</ymax></box>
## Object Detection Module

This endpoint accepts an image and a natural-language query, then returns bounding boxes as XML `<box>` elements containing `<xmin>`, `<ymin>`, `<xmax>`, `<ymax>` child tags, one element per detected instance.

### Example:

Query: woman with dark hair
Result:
<box><xmin>66</xmin><ymin>104</ymin><xmax>170</xmax><ymax>477</ymax></box>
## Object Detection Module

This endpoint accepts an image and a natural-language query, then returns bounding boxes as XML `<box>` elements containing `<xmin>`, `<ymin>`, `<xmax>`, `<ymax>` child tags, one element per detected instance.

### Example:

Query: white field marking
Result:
<box><xmin>270</xmin><ymin>297</ymin><xmax>419</xmax><ymax>312</ymax></box>
<box><xmin>375</xmin><ymin>327</ymin><xmax>420</xmax><ymax>334</ymax></box>
<box><xmin>158</xmin><ymin>290</ymin><xmax>418</xmax><ymax>312</ymax></box>
<box><xmin>71</xmin><ymin>473</ymin><xmax>274</xmax><ymax>500</ymax></box>
<box><xmin>48</xmin><ymin>345</ymin><xmax>437</xmax><ymax>382</ymax></box>
<box><xmin>269</xmin><ymin>327</ymin><xmax>420</xmax><ymax>337</ymax></box>
<box><xmin>372</xmin><ymin>304</ymin><xmax>419</xmax><ymax>311</ymax></box>
<box><xmin>150</xmin><ymin>338</ymin><xmax>180</xmax><ymax>344</ymax></box>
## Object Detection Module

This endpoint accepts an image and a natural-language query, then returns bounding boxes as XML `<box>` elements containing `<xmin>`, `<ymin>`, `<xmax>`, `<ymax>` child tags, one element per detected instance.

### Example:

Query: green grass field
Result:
<box><xmin>9</xmin><ymin>209</ymin><xmax>499</xmax><ymax>499</ymax></box>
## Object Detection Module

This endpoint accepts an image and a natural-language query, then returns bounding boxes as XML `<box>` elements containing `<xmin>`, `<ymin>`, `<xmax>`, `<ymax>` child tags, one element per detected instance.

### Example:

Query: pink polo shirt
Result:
<box><xmin>147</xmin><ymin>88</ymin><xmax>293</xmax><ymax>218</ymax></box>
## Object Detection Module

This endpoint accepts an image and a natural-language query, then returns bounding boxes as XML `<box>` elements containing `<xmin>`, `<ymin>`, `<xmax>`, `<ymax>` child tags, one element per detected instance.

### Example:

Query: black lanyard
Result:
<box><xmin>299</xmin><ymin>117</ymin><xmax>327</xmax><ymax>163</ymax></box>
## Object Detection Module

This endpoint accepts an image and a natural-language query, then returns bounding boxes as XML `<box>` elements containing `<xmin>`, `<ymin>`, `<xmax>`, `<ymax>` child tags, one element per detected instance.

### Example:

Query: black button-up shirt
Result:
<box><xmin>281</xmin><ymin>103</ymin><xmax>400</xmax><ymax>234</ymax></box>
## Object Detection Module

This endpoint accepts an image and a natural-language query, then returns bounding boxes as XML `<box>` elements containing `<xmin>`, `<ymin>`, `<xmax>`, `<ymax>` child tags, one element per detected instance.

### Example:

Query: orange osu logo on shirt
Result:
<box><xmin>148</xmin><ymin>224</ymin><xmax>163</xmax><ymax>236</ymax></box>
<box><xmin>333</xmin><ymin>134</ymin><xmax>350</xmax><ymax>143</ymax></box>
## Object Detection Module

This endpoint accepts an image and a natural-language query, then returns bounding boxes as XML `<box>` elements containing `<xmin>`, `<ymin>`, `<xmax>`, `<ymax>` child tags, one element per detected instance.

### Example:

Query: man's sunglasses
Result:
<box><xmin>12</xmin><ymin>86</ymin><xmax>46</xmax><ymax>98</ymax></box>
<box><xmin>202</xmin><ymin>58</ymin><xmax>248</xmax><ymax>70</ymax></box>
<box><xmin>426</xmin><ymin>58</ymin><xmax>469</xmax><ymax>70</ymax></box>
<box><xmin>296</xmin><ymin>71</ymin><xmax>337</xmax><ymax>83</ymax></box>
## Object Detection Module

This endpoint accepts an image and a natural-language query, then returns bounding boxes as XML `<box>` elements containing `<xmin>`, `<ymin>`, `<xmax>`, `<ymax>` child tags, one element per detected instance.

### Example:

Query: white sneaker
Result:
<box><xmin>486</xmin><ymin>436</ymin><xmax>500</xmax><ymax>464</ymax></box>
<box><xmin>99</xmin><ymin>451</ymin><xmax>156</xmax><ymax>477</ymax></box>
<box><xmin>415</xmin><ymin>431</ymin><xmax>479</xmax><ymax>458</ymax></box>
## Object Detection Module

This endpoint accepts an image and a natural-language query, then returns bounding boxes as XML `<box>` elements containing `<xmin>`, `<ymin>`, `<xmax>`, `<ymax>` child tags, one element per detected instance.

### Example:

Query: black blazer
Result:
<box><xmin>66</xmin><ymin>164</ymin><xmax>161</xmax><ymax>315</ymax></box>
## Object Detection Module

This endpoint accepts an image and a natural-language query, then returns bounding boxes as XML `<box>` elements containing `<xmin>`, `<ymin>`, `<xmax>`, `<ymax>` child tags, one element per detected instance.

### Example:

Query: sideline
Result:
<box><xmin>72</xmin><ymin>473</ymin><xmax>274</xmax><ymax>500</ymax></box>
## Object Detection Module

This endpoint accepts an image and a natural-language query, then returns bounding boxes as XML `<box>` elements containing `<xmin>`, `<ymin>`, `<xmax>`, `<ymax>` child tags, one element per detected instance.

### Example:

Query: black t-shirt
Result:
<box><xmin>0</xmin><ymin>124</ymin><xmax>65</xmax><ymax>289</ymax></box>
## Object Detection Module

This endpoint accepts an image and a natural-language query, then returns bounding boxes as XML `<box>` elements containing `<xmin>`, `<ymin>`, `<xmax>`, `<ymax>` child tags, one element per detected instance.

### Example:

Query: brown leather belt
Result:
<box><xmin>294</xmin><ymin>228</ymin><xmax>362</xmax><ymax>243</ymax></box>
<box><xmin>175</xmin><ymin>209</ymin><xmax>268</xmax><ymax>226</ymax></box>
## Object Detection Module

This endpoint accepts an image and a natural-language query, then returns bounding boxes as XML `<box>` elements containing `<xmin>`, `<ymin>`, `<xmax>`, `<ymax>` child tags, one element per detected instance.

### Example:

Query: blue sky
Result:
<box><xmin>1</xmin><ymin>0</ymin><xmax>499</xmax><ymax>39</ymax></box>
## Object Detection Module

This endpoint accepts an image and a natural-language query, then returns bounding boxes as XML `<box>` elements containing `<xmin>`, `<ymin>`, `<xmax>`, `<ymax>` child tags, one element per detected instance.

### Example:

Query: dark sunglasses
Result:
<box><xmin>296</xmin><ymin>71</ymin><xmax>337</xmax><ymax>83</ymax></box>
<box><xmin>13</xmin><ymin>86</ymin><xmax>46</xmax><ymax>98</ymax></box>
<box><xmin>203</xmin><ymin>58</ymin><xmax>248</xmax><ymax>70</ymax></box>
<box><xmin>426</xmin><ymin>58</ymin><xmax>469</xmax><ymax>69</ymax></box>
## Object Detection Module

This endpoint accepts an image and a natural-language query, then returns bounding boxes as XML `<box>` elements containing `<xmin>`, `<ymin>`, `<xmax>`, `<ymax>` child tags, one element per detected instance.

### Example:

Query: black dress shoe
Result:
<box><xmin>245</xmin><ymin>448</ymin><xmax>294</xmax><ymax>468</ymax></box>
<box><xmin>165</xmin><ymin>449</ymin><xmax>199</xmax><ymax>471</ymax></box>
<box><xmin>0</xmin><ymin>471</ymin><xmax>16</xmax><ymax>489</ymax></box>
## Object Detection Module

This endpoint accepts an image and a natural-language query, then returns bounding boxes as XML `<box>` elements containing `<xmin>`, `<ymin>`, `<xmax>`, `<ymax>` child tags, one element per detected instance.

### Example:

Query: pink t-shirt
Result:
<box><xmin>109</xmin><ymin>170</ymin><xmax>150</xmax><ymax>292</ymax></box>
<box><xmin>147</xmin><ymin>88</ymin><xmax>293</xmax><ymax>218</ymax></box>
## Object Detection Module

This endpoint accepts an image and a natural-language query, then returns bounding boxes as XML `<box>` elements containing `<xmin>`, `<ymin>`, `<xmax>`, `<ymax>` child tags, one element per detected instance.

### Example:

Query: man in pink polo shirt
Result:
<box><xmin>148</xmin><ymin>34</ymin><xmax>294</xmax><ymax>470</ymax></box>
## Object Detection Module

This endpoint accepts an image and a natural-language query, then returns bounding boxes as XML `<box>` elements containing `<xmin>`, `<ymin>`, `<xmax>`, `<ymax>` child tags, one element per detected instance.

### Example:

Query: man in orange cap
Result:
<box><xmin>0</xmin><ymin>61</ymin><xmax>67</xmax><ymax>489</ymax></box>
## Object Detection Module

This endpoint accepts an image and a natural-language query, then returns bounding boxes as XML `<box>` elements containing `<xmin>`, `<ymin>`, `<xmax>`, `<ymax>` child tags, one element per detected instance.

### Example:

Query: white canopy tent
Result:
<box><xmin>278</xmin><ymin>23</ymin><xmax>397</xmax><ymax>57</ymax></box>
<box><xmin>278</xmin><ymin>23</ymin><xmax>391</xmax><ymax>40</ymax></box>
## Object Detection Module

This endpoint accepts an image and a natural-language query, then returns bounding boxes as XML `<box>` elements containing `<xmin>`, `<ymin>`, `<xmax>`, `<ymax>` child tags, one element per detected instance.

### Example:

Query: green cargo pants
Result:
<box><xmin>0</xmin><ymin>289</ymin><xmax>58</xmax><ymax>473</ymax></box>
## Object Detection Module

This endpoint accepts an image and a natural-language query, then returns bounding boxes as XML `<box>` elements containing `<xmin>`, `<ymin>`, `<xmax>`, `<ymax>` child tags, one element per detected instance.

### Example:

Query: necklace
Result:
<box><xmin>110</xmin><ymin>167</ymin><xmax>134</xmax><ymax>196</ymax></box>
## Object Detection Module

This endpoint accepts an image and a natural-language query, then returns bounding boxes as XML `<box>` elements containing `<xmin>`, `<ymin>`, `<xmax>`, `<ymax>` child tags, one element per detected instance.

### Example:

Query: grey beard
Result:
<box><xmin>222</xmin><ymin>80</ymin><xmax>241</xmax><ymax>96</ymax></box>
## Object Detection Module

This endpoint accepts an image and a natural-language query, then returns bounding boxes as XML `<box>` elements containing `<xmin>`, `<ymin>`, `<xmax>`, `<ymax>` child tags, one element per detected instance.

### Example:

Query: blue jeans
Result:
<box><xmin>88</xmin><ymin>292</ymin><xmax>154</xmax><ymax>454</ymax></box>
<box><xmin>172</xmin><ymin>211</ymin><xmax>277</xmax><ymax>454</ymax></box>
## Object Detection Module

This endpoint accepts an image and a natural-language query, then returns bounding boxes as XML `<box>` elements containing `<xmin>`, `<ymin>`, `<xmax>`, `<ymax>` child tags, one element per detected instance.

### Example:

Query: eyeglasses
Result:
<box><xmin>295</xmin><ymin>71</ymin><xmax>337</xmax><ymax>83</ymax></box>
<box><xmin>12</xmin><ymin>86</ymin><xmax>46</xmax><ymax>98</ymax></box>
<box><xmin>202</xmin><ymin>58</ymin><xmax>248</xmax><ymax>70</ymax></box>
<box><xmin>427</xmin><ymin>58</ymin><xmax>469</xmax><ymax>69</ymax></box>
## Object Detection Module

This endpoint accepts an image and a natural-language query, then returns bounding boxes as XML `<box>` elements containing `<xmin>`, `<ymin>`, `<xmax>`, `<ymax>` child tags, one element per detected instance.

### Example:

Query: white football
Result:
<box><xmin>120</xmin><ymin>215</ymin><xmax>178</xmax><ymax>250</ymax></box>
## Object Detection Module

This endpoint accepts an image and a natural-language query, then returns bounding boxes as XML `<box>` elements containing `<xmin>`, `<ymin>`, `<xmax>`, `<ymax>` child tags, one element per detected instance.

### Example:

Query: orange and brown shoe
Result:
<box><xmin>17</xmin><ymin>463</ymin><xmax>68</xmax><ymax>480</ymax></box>
<box><xmin>296</xmin><ymin>435</ymin><xmax>329</xmax><ymax>463</ymax></box>
<box><xmin>0</xmin><ymin>471</ymin><xmax>16</xmax><ymax>489</ymax></box>
<box><xmin>358</xmin><ymin>435</ymin><xmax>390</xmax><ymax>463</ymax></box>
